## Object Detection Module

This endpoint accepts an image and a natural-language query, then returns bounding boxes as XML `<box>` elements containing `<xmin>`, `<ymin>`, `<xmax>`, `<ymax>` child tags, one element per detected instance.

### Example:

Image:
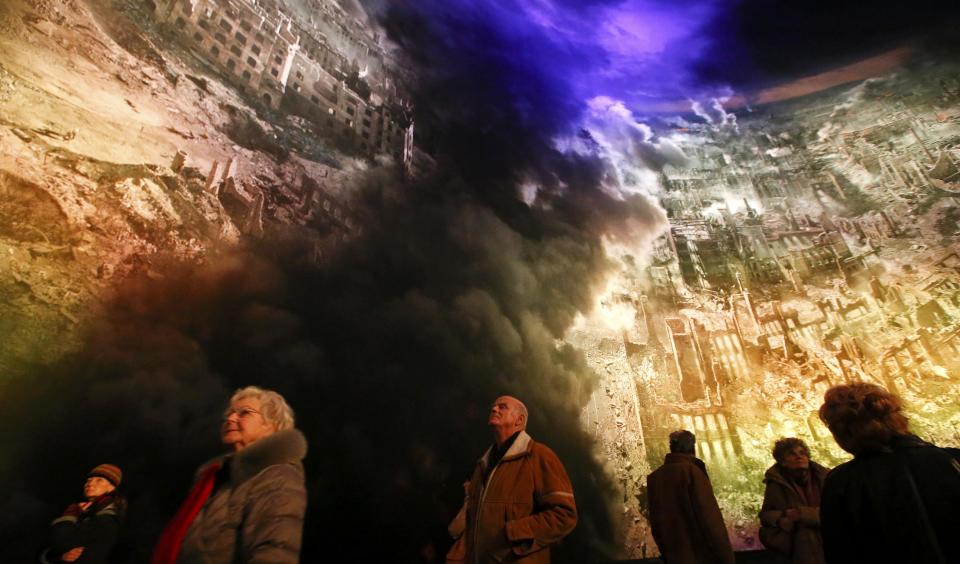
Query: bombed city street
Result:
<box><xmin>569</xmin><ymin>61</ymin><xmax>960</xmax><ymax>557</ymax></box>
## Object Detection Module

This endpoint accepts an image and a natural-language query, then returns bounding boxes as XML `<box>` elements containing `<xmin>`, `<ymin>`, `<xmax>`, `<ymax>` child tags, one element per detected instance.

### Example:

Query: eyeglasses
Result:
<box><xmin>222</xmin><ymin>407</ymin><xmax>262</xmax><ymax>420</ymax></box>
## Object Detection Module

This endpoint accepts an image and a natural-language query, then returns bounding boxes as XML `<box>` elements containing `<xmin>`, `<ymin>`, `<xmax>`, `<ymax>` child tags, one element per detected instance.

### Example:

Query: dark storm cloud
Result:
<box><xmin>379</xmin><ymin>0</ymin><xmax>958</xmax><ymax>119</ymax></box>
<box><xmin>379</xmin><ymin>0</ymin><xmax>607</xmax><ymax>184</ymax></box>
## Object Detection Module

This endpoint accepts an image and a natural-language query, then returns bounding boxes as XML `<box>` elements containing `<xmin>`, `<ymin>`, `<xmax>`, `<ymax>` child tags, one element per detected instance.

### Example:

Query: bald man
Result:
<box><xmin>461</xmin><ymin>396</ymin><xmax>577</xmax><ymax>564</ymax></box>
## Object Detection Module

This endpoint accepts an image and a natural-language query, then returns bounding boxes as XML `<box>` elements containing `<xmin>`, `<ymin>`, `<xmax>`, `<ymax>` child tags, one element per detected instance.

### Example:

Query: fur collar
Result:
<box><xmin>480</xmin><ymin>430</ymin><xmax>532</xmax><ymax>469</ymax></box>
<box><xmin>227</xmin><ymin>429</ymin><xmax>307</xmax><ymax>486</ymax></box>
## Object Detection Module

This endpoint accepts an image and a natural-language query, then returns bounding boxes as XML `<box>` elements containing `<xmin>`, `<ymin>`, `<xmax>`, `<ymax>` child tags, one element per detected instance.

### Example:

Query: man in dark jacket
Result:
<box><xmin>463</xmin><ymin>395</ymin><xmax>577</xmax><ymax>564</ymax></box>
<box><xmin>647</xmin><ymin>430</ymin><xmax>735</xmax><ymax>564</ymax></box>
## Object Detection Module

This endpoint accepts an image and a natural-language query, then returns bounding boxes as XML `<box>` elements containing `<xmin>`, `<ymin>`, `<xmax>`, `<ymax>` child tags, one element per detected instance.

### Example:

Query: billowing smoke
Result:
<box><xmin>558</xmin><ymin>95</ymin><xmax>688</xmax><ymax>197</ymax></box>
<box><xmin>0</xmin><ymin>0</ymin><xmax>668</xmax><ymax>562</ymax></box>
<box><xmin>690</xmin><ymin>96</ymin><xmax>739</xmax><ymax>132</ymax></box>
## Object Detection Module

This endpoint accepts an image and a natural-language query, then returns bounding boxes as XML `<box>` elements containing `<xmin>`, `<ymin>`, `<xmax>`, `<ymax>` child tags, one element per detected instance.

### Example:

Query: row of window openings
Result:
<box><xmin>302</xmin><ymin>49</ymin><xmax>348</xmax><ymax>74</ymax></box>
<box><xmin>191</xmin><ymin>28</ymin><xmax>399</xmax><ymax>141</ymax></box>
<box><xmin>205</xmin><ymin>41</ymin><xmax>258</xmax><ymax>69</ymax></box>
<box><xmin>192</xmin><ymin>16</ymin><xmax>264</xmax><ymax>48</ymax></box>
<box><xmin>200</xmin><ymin>5</ymin><xmax>370</xmax><ymax>66</ymax></box>
<box><xmin>303</xmin><ymin>96</ymin><xmax>384</xmax><ymax>133</ymax></box>
<box><xmin>194</xmin><ymin>7</ymin><xmax>374</xmax><ymax>69</ymax></box>
<box><xmin>210</xmin><ymin>14</ymin><xmax>354</xmax><ymax>80</ymax></box>
<box><xmin>192</xmin><ymin>23</ymin><xmax>263</xmax><ymax>57</ymax></box>
<box><xmin>288</xmin><ymin>76</ymin><xmax>358</xmax><ymax>117</ymax></box>
<box><xmin>286</xmin><ymin>68</ymin><xmax>376</xmax><ymax>118</ymax></box>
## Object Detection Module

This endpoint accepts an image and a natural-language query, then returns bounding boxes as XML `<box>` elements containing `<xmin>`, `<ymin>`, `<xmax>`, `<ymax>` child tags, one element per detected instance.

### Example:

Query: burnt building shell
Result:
<box><xmin>154</xmin><ymin>0</ymin><xmax>413</xmax><ymax>162</ymax></box>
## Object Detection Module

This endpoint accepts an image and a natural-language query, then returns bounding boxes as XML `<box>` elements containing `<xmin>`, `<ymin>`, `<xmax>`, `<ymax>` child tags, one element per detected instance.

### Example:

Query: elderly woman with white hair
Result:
<box><xmin>151</xmin><ymin>386</ymin><xmax>307</xmax><ymax>564</ymax></box>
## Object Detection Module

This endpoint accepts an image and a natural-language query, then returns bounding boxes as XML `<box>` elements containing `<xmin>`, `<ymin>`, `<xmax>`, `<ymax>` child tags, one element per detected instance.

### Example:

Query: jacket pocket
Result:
<box><xmin>507</xmin><ymin>500</ymin><xmax>533</xmax><ymax>521</ymax></box>
<box><xmin>488</xmin><ymin>505</ymin><xmax>513</xmax><ymax>563</ymax></box>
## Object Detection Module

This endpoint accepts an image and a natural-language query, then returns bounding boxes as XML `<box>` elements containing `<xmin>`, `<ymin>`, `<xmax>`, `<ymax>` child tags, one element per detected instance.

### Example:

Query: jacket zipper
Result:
<box><xmin>471</xmin><ymin>462</ymin><xmax>501</xmax><ymax>564</ymax></box>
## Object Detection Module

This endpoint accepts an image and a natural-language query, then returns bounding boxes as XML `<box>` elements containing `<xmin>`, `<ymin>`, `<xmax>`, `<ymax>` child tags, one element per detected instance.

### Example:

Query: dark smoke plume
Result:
<box><xmin>0</xmin><ymin>1</ymin><xmax>666</xmax><ymax>562</ymax></box>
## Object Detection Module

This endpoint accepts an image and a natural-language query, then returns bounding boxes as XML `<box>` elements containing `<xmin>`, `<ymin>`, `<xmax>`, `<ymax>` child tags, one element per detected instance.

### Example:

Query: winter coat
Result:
<box><xmin>177</xmin><ymin>429</ymin><xmax>307</xmax><ymax>564</ymax></box>
<box><xmin>465</xmin><ymin>431</ymin><xmax>577</xmax><ymax>564</ymax></box>
<box><xmin>821</xmin><ymin>434</ymin><xmax>960</xmax><ymax>564</ymax></box>
<box><xmin>42</xmin><ymin>493</ymin><xmax>126</xmax><ymax>564</ymax></box>
<box><xmin>758</xmin><ymin>462</ymin><xmax>829</xmax><ymax>564</ymax></box>
<box><xmin>646</xmin><ymin>453</ymin><xmax>735</xmax><ymax>564</ymax></box>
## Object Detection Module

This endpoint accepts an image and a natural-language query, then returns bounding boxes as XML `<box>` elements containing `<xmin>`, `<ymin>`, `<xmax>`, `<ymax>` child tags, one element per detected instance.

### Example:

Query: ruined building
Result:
<box><xmin>154</xmin><ymin>0</ymin><xmax>415</xmax><ymax>163</ymax></box>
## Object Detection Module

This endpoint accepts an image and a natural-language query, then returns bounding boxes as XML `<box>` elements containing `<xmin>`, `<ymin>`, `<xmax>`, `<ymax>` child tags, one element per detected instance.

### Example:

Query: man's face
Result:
<box><xmin>488</xmin><ymin>396</ymin><xmax>524</xmax><ymax>432</ymax></box>
<box><xmin>221</xmin><ymin>397</ymin><xmax>277</xmax><ymax>451</ymax></box>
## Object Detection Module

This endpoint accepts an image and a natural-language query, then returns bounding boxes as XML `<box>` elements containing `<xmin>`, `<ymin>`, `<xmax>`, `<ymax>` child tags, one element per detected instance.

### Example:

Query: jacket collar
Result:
<box><xmin>763</xmin><ymin>461</ymin><xmax>829</xmax><ymax>486</ymax></box>
<box><xmin>664</xmin><ymin>452</ymin><xmax>707</xmax><ymax>475</ymax></box>
<box><xmin>888</xmin><ymin>433</ymin><xmax>933</xmax><ymax>451</ymax></box>
<box><xmin>88</xmin><ymin>492</ymin><xmax>125</xmax><ymax>518</ymax></box>
<box><xmin>227</xmin><ymin>428</ymin><xmax>307</xmax><ymax>486</ymax></box>
<box><xmin>856</xmin><ymin>433</ymin><xmax>931</xmax><ymax>456</ymax></box>
<box><xmin>480</xmin><ymin>430</ymin><xmax>532</xmax><ymax>469</ymax></box>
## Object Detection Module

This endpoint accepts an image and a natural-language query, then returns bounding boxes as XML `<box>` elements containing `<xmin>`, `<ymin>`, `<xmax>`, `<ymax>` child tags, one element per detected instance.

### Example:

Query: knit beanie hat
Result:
<box><xmin>89</xmin><ymin>464</ymin><xmax>123</xmax><ymax>487</ymax></box>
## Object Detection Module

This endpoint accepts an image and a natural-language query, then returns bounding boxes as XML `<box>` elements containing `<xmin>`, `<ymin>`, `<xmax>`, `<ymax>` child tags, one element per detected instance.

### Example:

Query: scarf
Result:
<box><xmin>483</xmin><ymin>431</ymin><xmax>520</xmax><ymax>483</ymax></box>
<box><xmin>783</xmin><ymin>466</ymin><xmax>821</xmax><ymax>506</ymax></box>
<box><xmin>784</xmin><ymin>466</ymin><xmax>809</xmax><ymax>485</ymax></box>
<box><xmin>150</xmin><ymin>462</ymin><xmax>222</xmax><ymax>564</ymax></box>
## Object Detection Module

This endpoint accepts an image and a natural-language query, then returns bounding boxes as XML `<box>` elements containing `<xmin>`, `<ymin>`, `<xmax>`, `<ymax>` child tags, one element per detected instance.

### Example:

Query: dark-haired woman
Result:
<box><xmin>758</xmin><ymin>438</ymin><xmax>829</xmax><ymax>564</ymax></box>
<box><xmin>818</xmin><ymin>383</ymin><xmax>960</xmax><ymax>564</ymax></box>
<box><xmin>41</xmin><ymin>464</ymin><xmax>126</xmax><ymax>564</ymax></box>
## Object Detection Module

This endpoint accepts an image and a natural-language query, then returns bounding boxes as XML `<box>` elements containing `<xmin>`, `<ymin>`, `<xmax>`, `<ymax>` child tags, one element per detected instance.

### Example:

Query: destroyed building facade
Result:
<box><xmin>154</xmin><ymin>0</ymin><xmax>414</xmax><ymax>162</ymax></box>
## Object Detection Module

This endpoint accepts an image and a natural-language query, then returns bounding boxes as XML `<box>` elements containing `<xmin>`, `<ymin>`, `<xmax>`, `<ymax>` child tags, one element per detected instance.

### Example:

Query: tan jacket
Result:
<box><xmin>465</xmin><ymin>431</ymin><xmax>577</xmax><ymax>564</ymax></box>
<box><xmin>177</xmin><ymin>429</ymin><xmax>307</xmax><ymax>564</ymax></box>
<box><xmin>647</xmin><ymin>453</ymin><xmax>735</xmax><ymax>564</ymax></box>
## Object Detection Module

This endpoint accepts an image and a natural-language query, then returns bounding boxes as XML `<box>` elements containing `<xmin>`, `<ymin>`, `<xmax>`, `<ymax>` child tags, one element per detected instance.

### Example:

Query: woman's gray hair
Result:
<box><xmin>230</xmin><ymin>386</ymin><xmax>295</xmax><ymax>431</ymax></box>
